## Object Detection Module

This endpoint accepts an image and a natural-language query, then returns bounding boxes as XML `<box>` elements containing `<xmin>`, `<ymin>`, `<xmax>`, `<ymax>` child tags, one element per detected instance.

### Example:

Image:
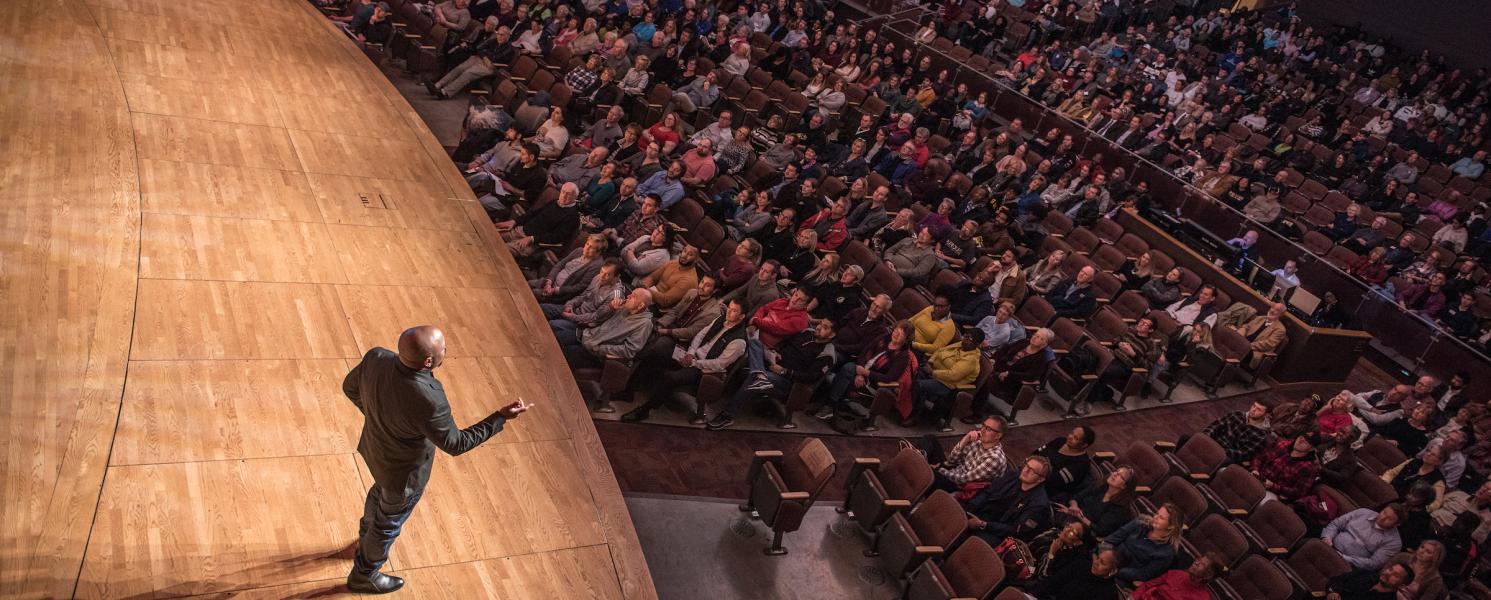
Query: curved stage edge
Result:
<box><xmin>0</xmin><ymin>0</ymin><xmax>654</xmax><ymax>598</ymax></box>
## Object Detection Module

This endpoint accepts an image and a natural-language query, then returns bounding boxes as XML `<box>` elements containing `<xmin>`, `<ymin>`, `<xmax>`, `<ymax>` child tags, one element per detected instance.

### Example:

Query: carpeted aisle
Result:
<box><xmin>627</xmin><ymin>494</ymin><xmax>900</xmax><ymax>600</ymax></box>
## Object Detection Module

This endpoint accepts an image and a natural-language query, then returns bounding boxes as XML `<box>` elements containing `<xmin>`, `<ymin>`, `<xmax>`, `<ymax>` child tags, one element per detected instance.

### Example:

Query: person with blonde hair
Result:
<box><xmin>1105</xmin><ymin>502</ymin><xmax>1184</xmax><ymax>584</ymax></box>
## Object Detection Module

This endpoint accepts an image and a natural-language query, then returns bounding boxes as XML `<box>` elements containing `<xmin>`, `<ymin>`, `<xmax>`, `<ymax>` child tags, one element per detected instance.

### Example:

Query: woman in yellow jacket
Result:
<box><xmin>912</xmin><ymin>329</ymin><xmax>985</xmax><ymax>431</ymax></box>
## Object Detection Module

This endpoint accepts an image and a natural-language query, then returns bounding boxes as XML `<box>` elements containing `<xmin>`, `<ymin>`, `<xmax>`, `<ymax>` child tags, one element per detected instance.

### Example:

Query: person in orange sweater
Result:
<box><xmin>1131</xmin><ymin>552</ymin><xmax>1223</xmax><ymax>600</ymax></box>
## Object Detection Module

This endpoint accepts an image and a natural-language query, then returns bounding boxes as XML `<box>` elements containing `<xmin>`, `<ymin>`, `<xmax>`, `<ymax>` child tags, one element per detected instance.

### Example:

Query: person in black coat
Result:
<box><xmin>342</xmin><ymin>326</ymin><xmax>530</xmax><ymax>593</ymax></box>
<box><xmin>966</xmin><ymin>456</ymin><xmax>1052</xmax><ymax>544</ymax></box>
<box><xmin>941</xmin><ymin>267</ymin><xmax>997</xmax><ymax>327</ymax></box>
<box><xmin>1029</xmin><ymin>548</ymin><xmax>1121</xmax><ymax>600</ymax></box>
<box><xmin>1045</xmin><ymin>266</ymin><xmax>1099</xmax><ymax>320</ymax></box>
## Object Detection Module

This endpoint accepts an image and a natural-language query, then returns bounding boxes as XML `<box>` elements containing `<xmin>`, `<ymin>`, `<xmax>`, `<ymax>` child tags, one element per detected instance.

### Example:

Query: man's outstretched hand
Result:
<box><xmin>499</xmin><ymin>398</ymin><xmax>532</xmax><ymax>419</ymax></box>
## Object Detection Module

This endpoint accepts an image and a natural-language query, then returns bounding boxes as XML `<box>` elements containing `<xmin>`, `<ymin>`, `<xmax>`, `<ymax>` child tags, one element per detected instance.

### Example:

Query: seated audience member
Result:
<box><xmin>1432</xmin><ymin>481</ymin><xmax>1491</xmax><ymax>545</ymax></box>
<box><xmin>1141</xmin><ymin>267</ymin><xmax>1183</xmax><ymax>308</ymax></box>
<box><xmin>1131</xmin><ymin>552</ymin><xmax>1224</xmax><ymax>600</ymax></box>
<box><xmin>1322</xmin><ymin>504</ymin><xmax>1404</xmax><ymax>571</ymax></box>
<box><xmin>642</xmin><ymin>244</ymin><xmax>703</xmax><ymax>310</ymax></box>
<box><xmin>913</xmin><ymin>329</ymin><xmax>984</xmax><ymax>430</ymax></box>
<box><xmin>621</xmin><ymin>299</ymin><xmax>747</xmax><ymax>424</ymax></box>
<box><xmin>720</xmin><ymin>260</ymin><xmax>785</xmax><ymax>315</ymax></box>
<box><xmin>706</xmin><ymin>319</ymin><xmax>835</xmax><ymax>429</ymax></box>
<box><xmin>713</xmin><ymin>239</ymin><xmax>762</xmax><ymax>291</ymax></box>
<box><xmin>1105</xmin><ymin>503</ymin><xmax>1183</xmax><ymax>584</ymax></box>
<box><xmin>1377</xmin><ymin>403</ymin><xmax>1439</xmax><ymax>456</ymax></box>
<box><xmin>966</xmin><ymin>456</ymin><xmax>1052</xmax><ymax>544</ymax></box>
<box><xmin>804</xmin><ymin>264</ymin><xmax>864</xmax><ymax>323</ymax></box>
<box><xmin>1034</xmin><ymin>425</ymin><xmax>1095</xmax><ymax>503</ymax></box>
<box><xmin>1165</xmin><ymin>284</ymin><xmax>1220</xmax><ymax>328</ymax></box>
<box><xmin>816</xmin><ymin>321</ymin><xmax>914</xmax><ymax>419</ymax></box>
<box><xmin>827</xmin><ymin>295</ymin><xmax>895</xmax><ymax>363</ymax></box>
<box><xmin>1045</xmin><ymin>265</ymin><xmax>1098</xmax><ymax>319</ymax></box>
<box><xmin>1026</xmin><ymin>250</ymin><xmax>1068</xmax><ymax>295</ymax></box>
<box><xmin>925</xmin><ymin>416</ymin><xmax>1009</xmax><ymax>492</ymax></box>
<box><xmin>974</xmin><ymin>327</ymin><xmax>1057</xmax><ymax>420</ymax></box>
<box><xmin>548</xmin><ymin>147</ymin><xmax>609</xmax><ymax>188</ymax></box>
<box><xmin>1230</xmin><ymin>302</ymin><xmax>1288</xmax><ymax>367</ymax></box>
<box><xmin>1423</xmin><ymin>429</ymin><xmax>1469</xmax><ymax>488</ymax></box>
<box><xmin>1252</xmin><ymin>432</ymin><xmax>1321</xmax><ymax>503</ymax></box>
<box><xmin>1398</xmin><ymin>541</ymin><xmax>1448</xmax><ymax>600</ymax></box>
<box><xmin>1383</xmin><ymin>445</ymin><xmax>1449</xmax><ymax>511</ymax></box>
<box><xmin>1059</xmin><ymin>466</ymin><xmax>1136</xmax><ymax>538</ymax></box>
<box><xmin>530</xmin><ymin>233</ymin><xmax>607</xmax><ymax>304</ymax></box>
<box><xmin>1088</xmin><ymin>316</ymin><xmax>1163</xmax><ymax>411</ymax></box>
<box><xmin>496</xmin><ymin>182</ymin><xmax>581</xmax><ymax>257</ymax></box>
<box><xmin>1200</xmin><ymin>400</ymin><xmax>1272</xmax><ymax>466</ymax></box>
<box><xmin>1029</xmin><ymin>548</ymin><xmax>1122</xmax><ymax>600</ymax></box>
<box><xmin>882</xmin><ymin>226</ymin><xmax>939</xmax><ymax>282</ymax></box>
<box><xmin>1325</xmin><ymin>559</ymin><xmax>1413</xmax><ymax>600</ymax></box>
<box><xmin>560</xmin><ymin>288</ymin><xmax>655</xmax><ymax>369</ymax></box>
<box><xmin>428</xmin><ymin>25</ymin><xmax>513</xmax><ymax>98</ymax></box>
<box><xmin>544</xmin><ymin>259</ymin><xmax>626</xmax><ymax>346</ymax></box>
<box><xmin>1319</xmin><ymin>424</ymin><xmax>1362</xmax><ymax>487</ymax></box>
<box><xmin>650</xmin><ymin>276</ymin><xmax>723</xmax><ymax>346</ymax></box>
<box><xmin>907</xmin><ymin>294</ymin><xmax>958</xmax><ymax>356</ymax></box>
<box><xmin>976</xmin><ymin>301</ymin><xmax>1027</xmax><ymax>352</ymax></box>
<box><xmin>744</xmin><ymin>288</ymin><xmax>812</xmax><ymax>351</ymax></box>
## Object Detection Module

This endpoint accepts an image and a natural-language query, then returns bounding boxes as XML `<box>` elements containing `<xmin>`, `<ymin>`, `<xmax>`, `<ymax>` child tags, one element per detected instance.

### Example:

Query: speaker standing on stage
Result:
<box><xmin>342</xmin><ymin>325</ymin><xmax>530</xmax><ymax>593</ymax></box>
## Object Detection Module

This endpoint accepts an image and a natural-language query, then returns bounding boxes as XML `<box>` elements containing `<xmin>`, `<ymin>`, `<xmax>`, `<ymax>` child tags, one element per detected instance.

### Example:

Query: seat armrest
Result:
<box><xmin>1154</xmin><ymin>440</ymin><xmax>1177</xmax><ymax>451</ymax></box>
<box><xmin>1093</xmin><ymin>451</ymin><xmax>1117</xmax><ymax>461</ymax></box>
<box><xmin>755</xmin><ymin>450</ymin><xmax>784</xmax><ymax>459</ymax></box>
<box><xmin>780</xmin><ymin>491</ymin><xmax>810</xmax><ymax>501</ymax></box>
<box><xmin>914</xmin><ymin>545</ymin><xmax>943</xmax><ymax>555</ymax></box>
<box><xmin>884</xmin><ymin>499</ymin><xmax>912</xmax><ymax>508</ymax></box>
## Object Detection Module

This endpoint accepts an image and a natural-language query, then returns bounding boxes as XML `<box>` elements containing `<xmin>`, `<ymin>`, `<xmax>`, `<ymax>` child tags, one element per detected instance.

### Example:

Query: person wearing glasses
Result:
<box><xmin>921</xmin><ymin>416</ymin><xmax>1010</xmax><ymax>493</ymax></box>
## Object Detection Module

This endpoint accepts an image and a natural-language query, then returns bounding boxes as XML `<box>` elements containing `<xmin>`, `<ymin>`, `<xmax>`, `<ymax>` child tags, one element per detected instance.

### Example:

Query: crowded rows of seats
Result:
<box><xmin>741</xmin><ymin>374</ymin><xmax>1491</xmax><ymax>599</ymax></box>
<box><xmin>888</xmin><ymin>2</ymin><xmax>1491</xmax><ymax>352</ymax></box>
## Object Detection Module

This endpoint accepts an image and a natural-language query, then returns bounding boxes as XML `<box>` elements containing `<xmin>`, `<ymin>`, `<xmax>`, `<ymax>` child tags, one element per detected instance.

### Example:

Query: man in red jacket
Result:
<box><xmin>750</xmin><ymin>288</ymin><xmax>812</xmax><ymax>349</ymax></box>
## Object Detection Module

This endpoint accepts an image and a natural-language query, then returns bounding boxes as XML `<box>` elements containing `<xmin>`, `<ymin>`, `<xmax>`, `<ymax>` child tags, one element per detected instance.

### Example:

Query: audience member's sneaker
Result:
<box><xmin>813</xmin><ymin>406</ymin><xmax>835</xmax><ymax>420</ymax></box>
<box><xmin>936</xmin><ymin>419</ymin><xmax>954</xmax><ymax>432</ymax></box>
<box><xmin>705</xmin><ymin>414</ymin><xmax>735</xmax><ymax>430</ymax></box>
<box><xmin>745</xmin><ymin>373</ymin><xmax>775</xmax><ymax>392</ymax></box>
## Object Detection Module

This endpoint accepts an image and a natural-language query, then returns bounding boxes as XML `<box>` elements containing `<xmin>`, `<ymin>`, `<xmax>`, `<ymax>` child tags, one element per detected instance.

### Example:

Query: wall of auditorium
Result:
<box><xmin>1296</xmin><ymin>0</ymin><xmax>1491</xmax><ymax>70</ymax></box>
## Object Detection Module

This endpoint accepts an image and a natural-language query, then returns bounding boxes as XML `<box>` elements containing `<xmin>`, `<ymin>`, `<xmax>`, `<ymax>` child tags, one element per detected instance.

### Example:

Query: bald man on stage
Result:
<box><xmin>342</xmin><ymin>325</ymin><xmax>530</xmax><ymax>593</ymax></box>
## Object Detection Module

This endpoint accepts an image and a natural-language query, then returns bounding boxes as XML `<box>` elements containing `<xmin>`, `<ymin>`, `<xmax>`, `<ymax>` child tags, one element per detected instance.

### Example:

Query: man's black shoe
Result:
<box><xmin>706</xmin><ymin>414</ymin><xmax>735</xmax><ymax>430</ymax></box>
<box><xmin>347</xmin><ymin>572</ymin><xmax>405</xmax><ymax>594</ymax></box>
<box><xmin>423</xmin><ymin>81</ymin><xmax>439</xmax><ymax>96</ymax></box>
<box><xmin>620</xmin><ymin>408</ymin><xmax>649</xmax><ymax>423</ymax></box>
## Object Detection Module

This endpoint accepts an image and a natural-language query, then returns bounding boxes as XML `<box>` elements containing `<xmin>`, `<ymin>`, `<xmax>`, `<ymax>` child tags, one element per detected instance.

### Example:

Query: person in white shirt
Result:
<box><xmin>1270</xmin><ymin>259</ymin><xmax>1301</xmax><ymax>291</ymax></box>
<box><xmin>1166</xmin><ymin>285</ymin><xmax>1220</xmax><ymax>328</ymax></box>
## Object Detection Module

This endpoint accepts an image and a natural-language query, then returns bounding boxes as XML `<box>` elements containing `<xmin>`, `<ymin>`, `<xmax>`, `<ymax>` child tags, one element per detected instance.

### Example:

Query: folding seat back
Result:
<box><xmin>1198</xmin><ymin>464</ymin><xmax>1265</xmax><ymax>517</ymax></box>
<box><xmin>1091</xmin><ymin>272</ymin><xmax>1121</xmax><ymax>306</ymax></box>
<box><xmin>1115</xmin><ymin>233</ymin><xmax>1149</xmax><ymax>258</ymax></box>
<box><xmin>1357</xmin><ymin>436</ymin><xmax>1408</xmax><ymax>475</ymax></box>
<box><xmin>1302</xmin><ymin>230</ymin><xmax>1334</xmax><ymax>255</ymax></box>
<box><xmin>741</xmin><ymin>437</ymin><xmax>837</xmax><ymax>554</ymax></box>
<box><xmin>1340</xmin><ymin>467</ymin><xmax>1399</xmax><ymax>509</ymax></box>
<box><xmin>685</xmin><ymin>218</ymin><xmax>726</xmax><ymax>256</ymax></box>
<box><xmin>1091</xmin><ymin>245</ymin><xmax>1128</xmax><ymax>274</ymax></box>
<box><xmin>667</xmin><ymin>197</ymin><xmax>706</xmax><ymax>230</ymax></box>
<box><xmin>1084</xmin><ymin>308</ymin><xmax>1128</xmax><ymax>343</ymax></box>
<box><xmin>1049</xmin><ymin>318</ymin><xmax>1088</xmax><ymax>354</ymax></box>
<box><xmin>1115</xmin><ymin>440</ymin><xmax>1170</xmax><ymax>494</ymax></box>
<box><xmin>1168</xmin><ymin>433</ymin><xmax>1227</xmax><ymax>481</ymax></box>
<box><xmin>1182</xmin><ymin>513</ymin><xmax>1249</xmax><ymax>568</ymax></box>
<box><xmin>1092</xmin><ymin>218</ymin><xmax>1125</xmax><ymax>244</ymax></box>
<box><xmin>906</xmin><ymin>536</ymin><xmax>1004</xmax><ymax>600</ymax></box>
<box><xmin>1276</xmin><ymin>538</ymin><xmax>1351</xmax><ymax>599</ymax></box>
<box><xmin>1016</xmin><ymin>296</ymin><xmax>1056</xmax><ymax>329</ymax></box>
<box><xmin>1066</xmin><ymin>227</ymin><xmax>1101</xmax><ymax>255</ymax></box>
<box><xmin>707</xmin><ymin>239</ymin><xmax>738</xmax><ymax>273</ymax></box>
<box><xmin>891</xmin><ymin>288</ymin><xmax>932</xmax><ymax>322</ymax></box>
<box><xmin>844</xmin><ymin>447</ymin><xmax>934</xmax><ymax>532</ymax></box>
<box><xmin>1042</xmin><ymin>211</ymin><xmax>1074</xmax><ymax>238</ymax></box>
<box><xmin>1236</xmin><ymin>500</ymin><xmax>1306</xmax><ymax>556</ymax></box>
<box><xmin>840</xmin><ymin>241</ymin><xmax>880</xmax><ymax>278</ymax></box>
<box><xmin>864</xmin><ymin>265</ymin><xmax>906</xmax><ymax>300</ymax></box>
<box><xmin>1110</xmin><ymin>290</ymin><xmax>1150</xmax><ymax>322</ymax></box>
<box><xmin>1139</xmin><ymin>476</ymin><xmax>1209</xmax><ymax>527</ymax></box>
<box><xmin>1216</xmin><ymin>555</ymin><xmax>1293</xmax><ymax>600</ymax></box>
<box><xmin>877</xmin><ymin>491</ymin><xmax>967</xmax><ymax>577</ymax></box>
<box><xmin>1040</xmin><ymin>236</ymin><xmax>1074</xmax><ymax>259</ymax></box>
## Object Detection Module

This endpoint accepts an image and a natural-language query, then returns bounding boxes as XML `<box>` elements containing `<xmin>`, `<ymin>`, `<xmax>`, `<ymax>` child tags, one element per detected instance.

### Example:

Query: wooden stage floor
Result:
<box><xmin>0</xmin><ymin>0</ymin><xmax>655</xmax><ymax>597</ymax></box>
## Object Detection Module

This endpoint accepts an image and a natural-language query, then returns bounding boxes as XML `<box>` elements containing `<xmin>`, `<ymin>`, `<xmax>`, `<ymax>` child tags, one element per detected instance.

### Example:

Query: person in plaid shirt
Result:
<box><xmin>1253</xmin><ymin>432</ymin><xmax>1321</xmax><ymax>503</ymax></box>
<box><xmin>1201</xmin><ymin>401</ymin><xmax>1272</xmax><ymax>466</ymax></box>
<box><xmin>924</xmin><ymin>416</ymin><xmax>1010</xmax><ymax>492</ymax></box>
<box><xmin>564</xmin><ymin>54</ymin><xmax>601</xmax><ymax>99</ymax></box>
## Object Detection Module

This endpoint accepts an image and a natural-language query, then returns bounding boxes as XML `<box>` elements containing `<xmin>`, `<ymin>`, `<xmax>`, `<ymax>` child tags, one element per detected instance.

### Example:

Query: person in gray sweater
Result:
<box><xmin>561</xmin><ymin>288</ymin><xmax>654</xmax><ymax>369</ymax></box>
<box><xmin>545</xmin><ymin>260</ymin><xmax>627</xmax><ymax>346</ymax></box>
<box><xmin>720</xmin><ymin>260</ymin><xmax>784</xmax><ymax>314</ymax></box>
<box><xmin>883</xmin><ymin>227</ymin><xmax>939</xmax><ymax>282</ymax></box>
<box><xmin>530</xmin><ymin>234</ymin><xmax>607</xmax><ymax>304</ymax></box>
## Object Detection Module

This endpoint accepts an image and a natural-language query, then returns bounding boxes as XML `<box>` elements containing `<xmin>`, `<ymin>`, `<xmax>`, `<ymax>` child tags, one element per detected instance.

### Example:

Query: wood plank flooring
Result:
<box><xmin>0</xmin><ymin>0</ymin><xmax>655</xmax><ymax>597</ymax></box>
